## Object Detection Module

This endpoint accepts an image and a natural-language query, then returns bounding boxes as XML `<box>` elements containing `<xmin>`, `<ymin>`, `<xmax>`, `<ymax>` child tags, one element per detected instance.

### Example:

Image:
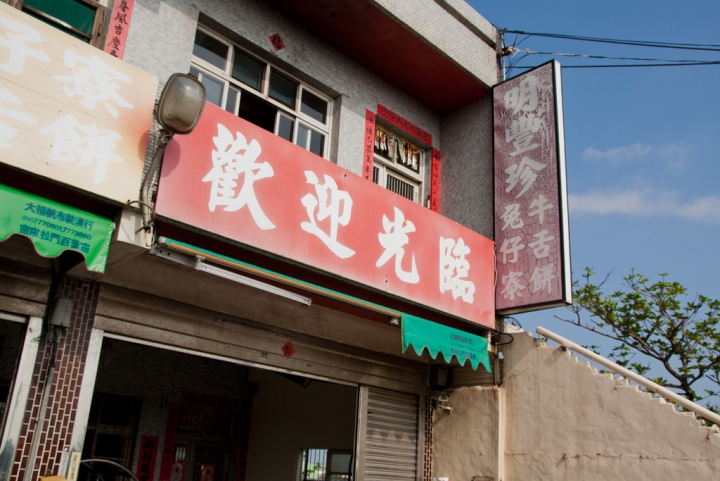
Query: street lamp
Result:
<box><xmin>140</xmin><ymin>73</ymin><xmax>206</xmax><ymax>231</ymax></box>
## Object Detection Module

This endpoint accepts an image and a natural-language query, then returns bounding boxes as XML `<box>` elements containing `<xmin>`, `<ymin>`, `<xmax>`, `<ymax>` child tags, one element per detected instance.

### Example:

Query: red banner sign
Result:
<box><xmin>363</xmin><ymin>110</ymin><xmax>376</xmax><ymax>181</ymax></box>
<box><xmin>493</xmin><ymin>61</ymin><xmax>571</xmax><ymax>314</ymax></box>
<box><xmin>104</xmin><ymin>0</ymin><xmax>135</xmax><ymax>60</ymax></box>
<box><xmin>156</xmin><ymin>104</ymin><xmax>494</xmax><ymax>327</ymax></box>
<box><xmin>430</xmin><ymin>149</ymin><xmax>441</xmax><ymax>212</ymax></box>
<box><xmin>136</xmin><ymin>435</ymin><xmax>159</xmax><ymax>481</ymax></box>
<box><xmin>377</xmin><ymin>104</ymin><xmax>432</xmax><ymax>145</ymax></box>
<box><xmin>159</xmin><ymin>403</ymin><xmax>180</xmax><ymax>481</ymax></box>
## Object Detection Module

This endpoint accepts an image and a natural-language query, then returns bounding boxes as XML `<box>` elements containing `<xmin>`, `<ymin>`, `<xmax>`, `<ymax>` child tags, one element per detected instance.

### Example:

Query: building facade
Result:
<box><xmin>0</xmin><ymin>1</ymin><xmax>505</xmax><ymax>480</ymax></box>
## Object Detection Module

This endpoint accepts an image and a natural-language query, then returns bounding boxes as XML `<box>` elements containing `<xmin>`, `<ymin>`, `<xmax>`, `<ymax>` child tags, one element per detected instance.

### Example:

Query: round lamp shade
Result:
<box><xmin>156</xmin><ymin>73</ymin><xmax>206</xmax><ymax>135</ymax></box>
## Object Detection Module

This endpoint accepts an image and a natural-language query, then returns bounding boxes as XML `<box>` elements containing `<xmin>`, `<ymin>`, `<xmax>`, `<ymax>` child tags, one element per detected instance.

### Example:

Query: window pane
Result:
<box><xmin>23</xmin><ymin>0</ymin><xmax>96</xmax><ymax>36</ymax></box>
<box><xmin>94</xmin><ymin>433</ymin><xmax>125</xmax><ymax>459</ymax></box>
<box><xmin>386</xmin><ymin>173</ymin><xmax>415</xmax><ymax>201</ymax></box>
<box><xmin>269</xmin><ymin>70</ymin><xmax>297</xmax><ymax>108</ymax></box>
<box><xmin>226</xmin><ymin>87</ymin><xmax>239</xmax><ymax>114</ymax></box>
<box><xmin>300</xmin><ymin>90</ymin><xmax>328</xmax><ymax>124</ymax></box>
<box><xmin>232</xmin><ymin>51</ymin><xmax>264</xmax><ymax>91</ymax></box>
<box><xmin>193</xmin><ymin>30</ymin><xmax>228</xmax><ymax>70</ymax></box>
<box><xmin>309</xmin><ymin>129</ymin><xmax>325</xmax><ymax>157</ymax></box>
<box><xmin>238</xmin><ymin>90</ymin><xmax>278</xmax><ymax>133</ymax></box>
<box><xmin>277</xmin><ymin>115</ymin><xmax>294</xmax><ymax>142</ymax></box>
<box><xmin>199</xmin><ymin>72</ymin><xmax>225</xmax><ymax>108</ymax></box>
<box><xmin>296</xmin><ymin>123</ymin><xmax>309</xmax><ymax>149</ymax></box>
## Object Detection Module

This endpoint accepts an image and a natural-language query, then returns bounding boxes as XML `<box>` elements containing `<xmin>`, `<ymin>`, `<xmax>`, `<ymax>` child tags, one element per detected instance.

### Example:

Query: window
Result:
<box><xmin>299</xmin><ymin>449</ymin><xmax>352</xmax><ymax>481</ymax></box>
<box><xmin>81</xmin><ymin>393</ymin><xmax>141</xmax><ymax>481</ymax></box>
<box><xmin>373</xmin><ymin>125</ymin><xmax>424</xmax><ymax>204</ymax></box>
<box><xmin>12</xmin><ymin>0</ymin><xmax>106</xmax><ymax>47</ymax></box>
<box><xmin>191</xmin><ymin>28</ymin><xmax>332</xmax><ymax>158</ymax></box>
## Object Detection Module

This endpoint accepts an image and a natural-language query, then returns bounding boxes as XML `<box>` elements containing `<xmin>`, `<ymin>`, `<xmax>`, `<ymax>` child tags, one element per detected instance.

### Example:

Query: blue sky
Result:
<box><xmin>468</xmin><ymin>1</ymin><xmax>720</xmax><ymax>357</ymax></box>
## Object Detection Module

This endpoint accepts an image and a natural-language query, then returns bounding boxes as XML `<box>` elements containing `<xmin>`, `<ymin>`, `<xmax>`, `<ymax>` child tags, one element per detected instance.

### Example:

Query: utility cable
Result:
<box><xmin>517</xmin><ymin>48</ymin><xmax>719</xmax><ymax>64</ymax></box>
<box><xmin>501</xmin><ymin>29</ymin><xmax>720</xmax><ymax>52</ymax></box>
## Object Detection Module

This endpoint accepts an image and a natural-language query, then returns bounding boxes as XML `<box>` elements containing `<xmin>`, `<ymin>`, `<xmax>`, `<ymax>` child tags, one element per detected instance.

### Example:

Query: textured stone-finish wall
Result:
<box><xmin>375</xmin><ymin>0</ymin><xmax>498</xmax><ymax>87</ymax></box>
<box><xmin>501</xmin><ymin>332</ymin><xmax>720</xmax><ymax>480</ymax></box>
<box><xmin>11</xmin><ymin>278</ymin><xmax>99</xmax><ymax>480</ymax></box>
<box><xmin>125</xmin><ymin>0</ymin><xmax>439</xmax><ymax>176</ymax></box>
<box><xmin>439</xmin><ymin>95</ymin><xmax>495</xmax><ymax>238</ymax></box>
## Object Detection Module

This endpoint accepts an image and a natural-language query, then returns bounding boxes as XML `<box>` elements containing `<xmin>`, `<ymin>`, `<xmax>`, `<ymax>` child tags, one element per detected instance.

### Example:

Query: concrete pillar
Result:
<box><xmin>11</xmin><ymin>277</ymin><xmax>100</xmax><ymax>480</ymax></box>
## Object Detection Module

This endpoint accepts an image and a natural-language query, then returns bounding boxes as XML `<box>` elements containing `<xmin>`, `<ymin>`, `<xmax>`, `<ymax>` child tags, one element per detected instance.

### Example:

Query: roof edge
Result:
<box><xmin>433</xmin><ymin>0</ymin><xmax>498</xmax><ymax>47</ymax></box>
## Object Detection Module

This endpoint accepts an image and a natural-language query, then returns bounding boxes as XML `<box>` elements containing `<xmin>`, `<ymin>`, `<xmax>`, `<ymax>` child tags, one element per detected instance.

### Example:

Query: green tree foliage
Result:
<box><xmin>558</xmin><ymin>268</ymin><xmax>720</xmax><ymax>405</ymax></box>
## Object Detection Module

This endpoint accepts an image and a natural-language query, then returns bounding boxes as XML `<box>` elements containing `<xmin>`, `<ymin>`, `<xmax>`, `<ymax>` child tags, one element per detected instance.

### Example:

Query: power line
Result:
<box><xmin>511</xmin><ymin>62</ymin><xmax>720</xmax><ymax>70</ymax></box>
<box><xmin>519</xmin><ymin>48</ymin><xmax>718</xmax><ymax>64</ymax></box>
<box><xmin>502</xmin><ymin>29</ymin><xmax>720</xmax><ymax>52</ymax></box>
<box><xmin>563</xmin><ymin>62</ymin><xmax>720</xmax><ymax>68</ymax></box>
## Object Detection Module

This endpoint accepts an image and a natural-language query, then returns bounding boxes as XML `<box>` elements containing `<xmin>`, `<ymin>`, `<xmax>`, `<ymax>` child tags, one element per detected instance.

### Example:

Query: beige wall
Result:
<box><xmin>433</xmin><ymin>332</ymin><xmax>720</xmax><ymax>481</ymax></box>
<box><xmin>245</xmin><ymin>369</ymin><xmax>357</xmax><ymax>481</ymax></box>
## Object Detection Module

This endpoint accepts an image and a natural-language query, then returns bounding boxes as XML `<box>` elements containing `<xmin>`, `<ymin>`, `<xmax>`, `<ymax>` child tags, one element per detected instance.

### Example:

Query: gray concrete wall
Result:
<box><xmin>433</xmin><ymin>332</ymin><xmax>720</xmax><ymax>480</ymax></box>
<box><xmin>123</xmin><ymin>0</ymin><xmax>499</xmax><ymax>235</ymax></box>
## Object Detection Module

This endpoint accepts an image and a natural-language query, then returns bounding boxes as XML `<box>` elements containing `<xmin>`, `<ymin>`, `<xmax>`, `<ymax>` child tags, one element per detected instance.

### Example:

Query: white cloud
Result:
<box><xmin>582</xmin><ymin>143</ymin><xmax>652</xmax><ymax>162</ymax></box>
<box><xmin>569</xmin><ymin>187</ymin><xmax>720</xmax><ymax>224</ymax></box>
<box><xmin>581</xmin><ymin>142</ymin><xmax>689</xmax><ymax>167</ymax></box>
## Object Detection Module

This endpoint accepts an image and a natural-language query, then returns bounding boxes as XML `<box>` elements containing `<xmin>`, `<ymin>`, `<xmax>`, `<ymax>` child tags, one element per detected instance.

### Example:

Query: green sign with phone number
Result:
<box><xmin>0</xmin><ymin>183</ymin><xmax>114</xmax><ymax>272</ymax></box>
<box><xmin>402</xmin><ymin>313</ymin><xmax>491</xmax><ymax>371</ymax></box>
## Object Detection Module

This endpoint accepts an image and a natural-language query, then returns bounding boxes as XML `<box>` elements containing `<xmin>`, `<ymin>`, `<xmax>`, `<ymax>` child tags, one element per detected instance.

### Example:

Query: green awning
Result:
<box><xmin>402</xmin><ymin>314</ymin><xmax>491</xmax><ymax>371</ymax></box>
<box><xmin>159</xmin><ymin>237</ymin><xmax>490</xmax><ymax>370</ymax></box>
<box><xmin>0</xmin><ymin>183</ymin><xmax>114</xmax><ymax>272</ymax></box>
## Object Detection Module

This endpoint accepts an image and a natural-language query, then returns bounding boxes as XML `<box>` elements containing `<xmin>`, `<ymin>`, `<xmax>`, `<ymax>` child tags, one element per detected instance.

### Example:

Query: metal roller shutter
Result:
<box><xmin>363</xmin><ymin>388</ymin><xmax>419</xmax><ymax>481</ymax></box>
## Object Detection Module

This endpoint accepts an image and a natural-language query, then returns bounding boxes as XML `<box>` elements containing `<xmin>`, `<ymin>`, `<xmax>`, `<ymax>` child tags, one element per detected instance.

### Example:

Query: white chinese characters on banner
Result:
<box><xmin>376</xmin><ymin>206</ymin><xmax>419</xmax><ymax>284</ymax></box>
<box><xmin>0</xmin><ymin>88</ymin><xmax>36</xmax><ymax>148</ymax></box>
<box><xmin>300</xmin><ymin>171</ymin><xmax>355</xmax><ymax>259</ymax></box>
<box><xmin>528</xmin><ymin>194</ymin><xmax>553</xmax><ymax>224</ymax></box>
<box><xmin>52</xmin><ymin>49</ymin><xmax>134</xmax><ymax>118</ymax></box>
<box><xmin>40</xmin><ymin>114</ymin><xmax>123</xmax><ymax>184</ymax></box>
<box><xmin>500</xmin><ymin>203</ymin><xmax>523</xmax><ymax>231</ymax></box>
<box><xmin>500</xmin><ymin>271</ymin><xmax>526</xmax><ymax>301</ymax></box>
<box><xmin>504</xmin><ymin>156</ymin><xmax>546</xmax><ymax>199</ymax></box>
<box><xmin>439</xmin><ymin>236</ymin><xmax>475</xmax><ymax>303</ymax></box>
<box><xmin>0</xmin><ymin>16</ymin><xmax>50</xmax><ymax>75</ymax></box>
<box><xmin>499</xmin><ymin>236</ymin><xmax>524</xmax><ymax>264</ymax></box>
<box><xmin>0</xmin><ymin>6</ymin><xmax>153</xmax><ymax>202</ymax></box>
<box><xmin>203</xmin><ymin>123</ymin><xmax>276</xmax><ymax>230</ymax></box>
<box><xmin>495</xmin><ymin>62</ymin><xmax>566</xmax><ymax>310</ymax></box>
<box><xmin>529</xmin><ymin>264</ymin><xmax>556</xmax><ymax>294</ymax></box>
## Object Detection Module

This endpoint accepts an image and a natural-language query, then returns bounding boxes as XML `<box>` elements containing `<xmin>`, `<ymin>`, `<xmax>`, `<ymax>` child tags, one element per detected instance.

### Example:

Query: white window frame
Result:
<box><xmin>372</xmin><ymin>125</ymin><xmax>425</xmax><ymax>205</ymax></box>
<box><xmin>191</xmin><ymin>27</ymin><xmax>333</xmax><ymax>159</ymax></box>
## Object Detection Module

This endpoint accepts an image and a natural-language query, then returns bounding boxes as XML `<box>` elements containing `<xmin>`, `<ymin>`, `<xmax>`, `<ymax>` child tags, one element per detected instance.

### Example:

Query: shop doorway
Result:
<box><xmin>79</xmin><ymin>337</ymin><xmax>357</xmax><ymax>481</ymax></box>
<box><xmin>0</xmin><ymin>317</ymin><xmax>28</xmax><ymax>435</ymax></box>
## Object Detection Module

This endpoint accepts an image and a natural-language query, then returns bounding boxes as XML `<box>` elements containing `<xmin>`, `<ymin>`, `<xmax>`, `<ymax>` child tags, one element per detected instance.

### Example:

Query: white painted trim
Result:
<box><xmin>553</xmin><ymin>60</ymin><xmax>572</xmax><ymax>305</ymax></box>
<box><xmin>0</xmin><ymin>311</ymin><xmax>27</xmax><ymax>324</ymax></box>
<box><xmin>65</xmin><ymin>328</ymin><xmax>104</xmax><ymax>473</ymax></box>
<box><xmin>102</xmin><ymin>332</ymin><xmax>358</xmax><ymax>388</ymax></box>
<box><xmin>0</xmin><ymin>317</ymin><xmax>42</xmax><ymax>478</ymax></box>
